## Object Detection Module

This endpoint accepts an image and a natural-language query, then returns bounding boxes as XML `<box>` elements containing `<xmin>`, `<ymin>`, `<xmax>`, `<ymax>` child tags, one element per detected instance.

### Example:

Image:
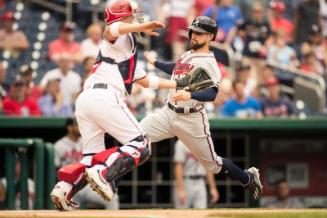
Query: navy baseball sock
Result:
<box><xmin>221</xmin><ymin>158</ymin><xmax>250</xmax><ymax>186</ymax></box>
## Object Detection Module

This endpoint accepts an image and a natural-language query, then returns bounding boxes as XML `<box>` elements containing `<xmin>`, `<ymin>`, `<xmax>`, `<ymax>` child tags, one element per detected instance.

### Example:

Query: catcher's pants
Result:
<box><xmin>173</xmin><ymin>178</ymin><xmax>207</xmax><ymax>209</ymax></box>
<box><xmin>75</xmin><ymin>87</ymin><xmax>145</xmax><ymax>154</ymax></box>
<box><xmin>140</xmin><ymin>105</ymin><xmax>222</xmax><ymax>174</ymax></box>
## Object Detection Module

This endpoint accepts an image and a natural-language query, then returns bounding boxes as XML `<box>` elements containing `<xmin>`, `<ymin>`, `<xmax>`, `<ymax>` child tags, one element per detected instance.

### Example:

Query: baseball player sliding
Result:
<box><xmin>50</xmin><ymin>0</ymin><xmax>178</xmax><ymax>211</ymax></box>
<box><xmin>141</xmin><ymin>16</ymin><xmax>263</xmax><ymax>200</ymax></box>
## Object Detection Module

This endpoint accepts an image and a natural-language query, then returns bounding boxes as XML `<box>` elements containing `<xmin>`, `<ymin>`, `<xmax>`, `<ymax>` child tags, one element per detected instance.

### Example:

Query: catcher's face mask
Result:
<box><xmin>131</xmin><ymin>1</ymin><xmax>144</xmax><ymax>24</ymax></box>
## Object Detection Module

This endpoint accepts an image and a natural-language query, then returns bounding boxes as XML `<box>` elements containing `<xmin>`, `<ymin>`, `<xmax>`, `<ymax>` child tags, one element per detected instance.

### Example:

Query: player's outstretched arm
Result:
<box><xmin>144</xmin><ymin>51</ymin><xmax>176</xmax><ymax>75</ymax></box>
<box><xmin>135</xmin><ymin>75</ymin><xmax>176</xmax><ymax>89</ymax></box>
<box><xmin>104</xmin><ymin>21</ymin><xmax>165</xmax><ymax>42</ymax></box>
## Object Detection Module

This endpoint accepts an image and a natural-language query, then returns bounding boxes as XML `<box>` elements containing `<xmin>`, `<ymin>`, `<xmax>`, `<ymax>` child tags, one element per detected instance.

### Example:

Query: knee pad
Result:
<box><xmin>103</xmin><ymin>135</ymin><xmax>151</xmax><ymax>181</ymax></box>
<box><xmin>125</xmin><ymin>135</ymin><xmax>151</xmax><ymax>166</ymax></box>
<box><xmin>91</xmin><ymin>146</ymin><xmax>120</xmax><ymax>166</ymax></box>
<box><xmin>137</xmin><ymin>145</ymin><xmax>151</xmax><ymax>166</ymax></box>
<box><xmin>58</xmin><ymin>162</ymin><xmax>86</xmax><ymax>184</ymax></box>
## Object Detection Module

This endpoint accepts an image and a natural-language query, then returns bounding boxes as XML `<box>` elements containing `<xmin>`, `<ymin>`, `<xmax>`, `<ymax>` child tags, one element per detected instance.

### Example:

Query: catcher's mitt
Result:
<box><xmin>176</xmin><ymin>67</ymin><xmax>214</xmax><ymax>92</ymax></box>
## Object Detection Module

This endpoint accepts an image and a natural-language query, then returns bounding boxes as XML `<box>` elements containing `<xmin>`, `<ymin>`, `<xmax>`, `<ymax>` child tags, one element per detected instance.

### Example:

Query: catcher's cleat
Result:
<box><xmin>246</xmin><ymin>167</ymin><xmax>263</xmax><ymax>200</ymax></box>
<box><xmin>85</xmin><ymin>166</ymin><xmax>116</xmax><ymax>202</ymax></box>
<box><xmin>50</xmin><ymin>182</ymin><xmax>79</xmax><ymax>211</ymax></box>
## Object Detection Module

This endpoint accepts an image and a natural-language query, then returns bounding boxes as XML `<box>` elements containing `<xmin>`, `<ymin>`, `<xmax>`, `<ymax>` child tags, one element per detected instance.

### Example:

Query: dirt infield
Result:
<box><xmin>0</xmin><ymin>209</ymin><xmax>326</xmax><ymax>218</ymax></box>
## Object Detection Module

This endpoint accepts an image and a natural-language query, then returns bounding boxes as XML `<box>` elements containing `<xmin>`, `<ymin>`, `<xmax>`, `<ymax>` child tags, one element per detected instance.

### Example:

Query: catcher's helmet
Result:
<box><xmin>104</xmin><ymin>0</ymin><xmax>134</xmax><ymax>25</ymax></box>
<box><xmin>188</xmin><ymin>16</ymin><xmax>218</xmax><ymax>41</ymax></box>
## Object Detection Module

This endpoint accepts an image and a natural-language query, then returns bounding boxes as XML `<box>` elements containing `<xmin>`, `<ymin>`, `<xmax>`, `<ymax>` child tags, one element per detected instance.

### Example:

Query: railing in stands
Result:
<box><xmin>0</xmin><ymin>138</ymin><xmax>55</xmax><ymax>209</ymax></box>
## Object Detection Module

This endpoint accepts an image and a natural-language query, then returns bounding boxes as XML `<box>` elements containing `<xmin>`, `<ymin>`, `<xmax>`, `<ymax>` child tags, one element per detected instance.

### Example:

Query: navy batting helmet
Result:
<box><xmin>188</xmin><ymin>16</ymin><xmax>218</xmax><ymax>41</ymax></box>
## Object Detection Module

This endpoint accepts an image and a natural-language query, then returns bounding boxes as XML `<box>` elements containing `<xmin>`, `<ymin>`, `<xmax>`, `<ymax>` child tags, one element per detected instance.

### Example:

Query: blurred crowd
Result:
<box><xmin>0</xmin><ymin>0</ymin><xmax>326</xmax><ymax>118</ymax></box>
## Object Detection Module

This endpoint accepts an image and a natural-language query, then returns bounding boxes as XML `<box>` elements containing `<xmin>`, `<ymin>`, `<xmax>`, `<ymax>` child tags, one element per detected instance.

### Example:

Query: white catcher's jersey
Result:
<box><xmin>83</xmin><ymin>33</ymin><xmax>146</xmax><ymax>96</ymax></box>
<box><xmin>168</xmin><ymin>51</ymin><xmax>221</xmax><ymax>107</ymax></box>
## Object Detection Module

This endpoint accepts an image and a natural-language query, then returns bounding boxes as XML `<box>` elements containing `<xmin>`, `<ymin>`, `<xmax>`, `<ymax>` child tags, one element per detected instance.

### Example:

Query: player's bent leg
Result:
<box><xmin>220</xmin><ymin>158</ymin><xmax>263</xmax><ymax>199</ymax></box>
<box><xmin>86</xmin><ymin>135</ymin><xmax>151</xmax><ymax>201</ymax></box>
<box><xmin>51</xmin><ymin>162</ymin><xmax>87</xmax><ymax>211</ymax></box>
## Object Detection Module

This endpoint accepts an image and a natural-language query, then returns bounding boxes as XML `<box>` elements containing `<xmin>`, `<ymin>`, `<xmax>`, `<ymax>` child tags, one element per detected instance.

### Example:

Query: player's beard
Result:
<box><xmin>190</xmin><ymin>40</ymin><xmax>206</xmax><ymax>50</ymax></box>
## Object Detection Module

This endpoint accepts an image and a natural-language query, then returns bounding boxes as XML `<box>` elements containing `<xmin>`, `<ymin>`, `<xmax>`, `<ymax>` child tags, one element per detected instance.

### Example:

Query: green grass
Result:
<box><xmin>208</xmin><ymin>210</ymin><xmax>327</xmax><ymax>218</ymax></box>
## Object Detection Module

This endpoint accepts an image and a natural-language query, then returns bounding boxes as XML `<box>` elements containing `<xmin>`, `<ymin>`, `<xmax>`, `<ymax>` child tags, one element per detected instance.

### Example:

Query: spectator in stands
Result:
<box><xmin>81</xmin><ymin>56</ymin><xmax>96</xmax><ymax>86</ymax></box>
<box><xmin>192</xmin><ymin>0</ymin><xmax>215</xmax><ymax>16</ymax></box>
<box><xmin>83</xmin><ymin>56</ymin><xmax>95</xmax><ymax>76</ymax></box>
<box><xmin>319</xmin><ymin>0</ymin><xmax>327</xmax><ymax>38</ymax></box>
<box><xmin>54</xmin><ymin>117</ymin><xmax>119</xmax><ymax>209</ymax></box>
<box><xmin>0</xmin><ymin>154</ymin><xmax>35</xmax><ymax>209</ymax></box>
<box><xmin>18</xmin><ymin>65</ymin><xmax>42</xmax><ymax>101</ymax></box>
<box><xmin>204</xmin><ymin>0</ymin><xmax>243</xmax><ymax>44</ymax></box>
<box><xmin>2</xmin><ymin>76</ymin><xmax>41</xmax><ymax>116</ymax></box>
<box><xmin>237</xmin><ymin>63</ymin><xmax>258</xmax><ymax>97</ymax></box>
<box><xmin>173</xmin><ymin>140</ymin><xmax>219</xmax><ymax>209</ymax></box>
<box><xmin>81</xmin><ymin>23</ymin><xmax>102</xmax><ymax>58</ymax></box>
<box><xmin>213</xmin><ymin>78</ymin><xmax>233</xmax><ymax>116</ymax></box>
<box><xmin>0</xmin><ymin>0</ymin><xmax>6</xmax><ymax>11</ymax></box>
<box><xmin>0</xmin><ymin>61</ymin><xmax>7</xmax><ymax>114</ymax></box>
<box><xmin>0</xmin><ymin>12</ymin><xmax>29</xmax><ymax>58</ymax></box>
<box><xmin>301</xmin><ymin>24</ymin><xmax>327</xmax><ymax>69</ymax></box>
<box><xmin>40</xmin><ymin>53</ymin><xmax>81</xmax><ymax>107</ymax></box>
<box><xmin>0</xmin><ymin>61</ymin><xmax>7</xmax><ymax>99</ymax></box>
<box><xmin>300</xmin><ymin>50</ymin><xmax>325</xmax><ymax>75</ymax></box>
<box><xmin>261</xmin><ymin>76</ymin><xmax>294</xmax><ymax>117</ymax></box>
<box><xmin>237</xmin><ymin>2</ymin><xmax>271</xmax><ymax>60</ymax></box>
<box><xmin>294</xmin><ymin>0</ymin><xmax>320</xmax><ymax>45</ymax></box>
<box><xmin>38</xmin><ymin>77</ymin><xmax>73</xmax><ymax>117</ymax></box>
<box><xmin>268</xmin><ymin>1</ymin><xmax>294</xmax><ymax>43</ymax></box>
<box><xmin>267</xmin><ymin>30</ymin><xmax>298</xmax><ymax>68</ymax></box>
<box><xmin>165</xmin><ymin>0</ymin><xmax>194</xmax><ymax>60</ymax></box>
<box><xmin>222</xmin><ymin>79</ymin><xmax>262</xmax><ymax>118</ymax></box>
<box><xmin>261</xmin><ymin>65</ymin><xmax>275</xmax><ymax>82</ymax></box>
<box><xmin>48</xmin><ymin>21</ymin><xmax>83</xmax><ymax>64</ymax></box>
<box><xmin>262</xmin><ymin>180</ymin><xmax>304</xmax><ymax>208</ymax></box>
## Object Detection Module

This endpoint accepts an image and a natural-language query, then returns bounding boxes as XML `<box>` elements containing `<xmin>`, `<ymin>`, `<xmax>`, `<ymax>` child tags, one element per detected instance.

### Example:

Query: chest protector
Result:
<box><xmin>96</xmin><ymin>33</ymin><xmax>137</xmax><ymax>94</ymax></box>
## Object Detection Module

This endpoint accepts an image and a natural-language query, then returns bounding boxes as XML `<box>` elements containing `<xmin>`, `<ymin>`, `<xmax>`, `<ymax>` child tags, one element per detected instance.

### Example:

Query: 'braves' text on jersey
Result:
<box><xmin>169</xmin><ymin>51</ymin><xmax>221</xmax><ymax>108</ymax></box>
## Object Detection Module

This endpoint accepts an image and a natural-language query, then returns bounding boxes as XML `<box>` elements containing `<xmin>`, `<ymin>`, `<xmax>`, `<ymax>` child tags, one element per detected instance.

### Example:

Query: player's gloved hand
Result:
<box><xmin>175</xmin><ymin>67</ymin><xmax>214</xmax><ymax>91</ymax></box>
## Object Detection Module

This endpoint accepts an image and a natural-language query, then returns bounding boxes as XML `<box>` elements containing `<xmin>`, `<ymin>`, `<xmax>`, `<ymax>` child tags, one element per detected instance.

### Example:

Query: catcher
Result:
<box><xmin>141</xmin><ymin>16</ymin><xmax>263</xmax><ymax>200</ymax></box>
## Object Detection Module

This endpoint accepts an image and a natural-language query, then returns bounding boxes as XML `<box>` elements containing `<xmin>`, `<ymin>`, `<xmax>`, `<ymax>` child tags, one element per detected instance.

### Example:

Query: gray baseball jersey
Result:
<box><xmin>54</xmin><ymin>136</ymin><xmax>83</xmax><ymax>168</ymax></box>
<box><xmin>173</xmin><ymin>140</ymin><xmax>207</xmax><ymax>208</ymax></box>
<box><xmin>140</xmin><ymin>50</ymin><xmax>223</xmax><ymax>175</ymax></box>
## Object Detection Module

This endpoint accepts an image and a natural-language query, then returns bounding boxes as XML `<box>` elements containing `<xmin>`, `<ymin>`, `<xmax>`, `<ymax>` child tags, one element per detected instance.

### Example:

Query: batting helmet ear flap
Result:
<box><xmin>188</xmin><ymin>29</ymin><xmax>193</xmax><ymax>39</ymax></box>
